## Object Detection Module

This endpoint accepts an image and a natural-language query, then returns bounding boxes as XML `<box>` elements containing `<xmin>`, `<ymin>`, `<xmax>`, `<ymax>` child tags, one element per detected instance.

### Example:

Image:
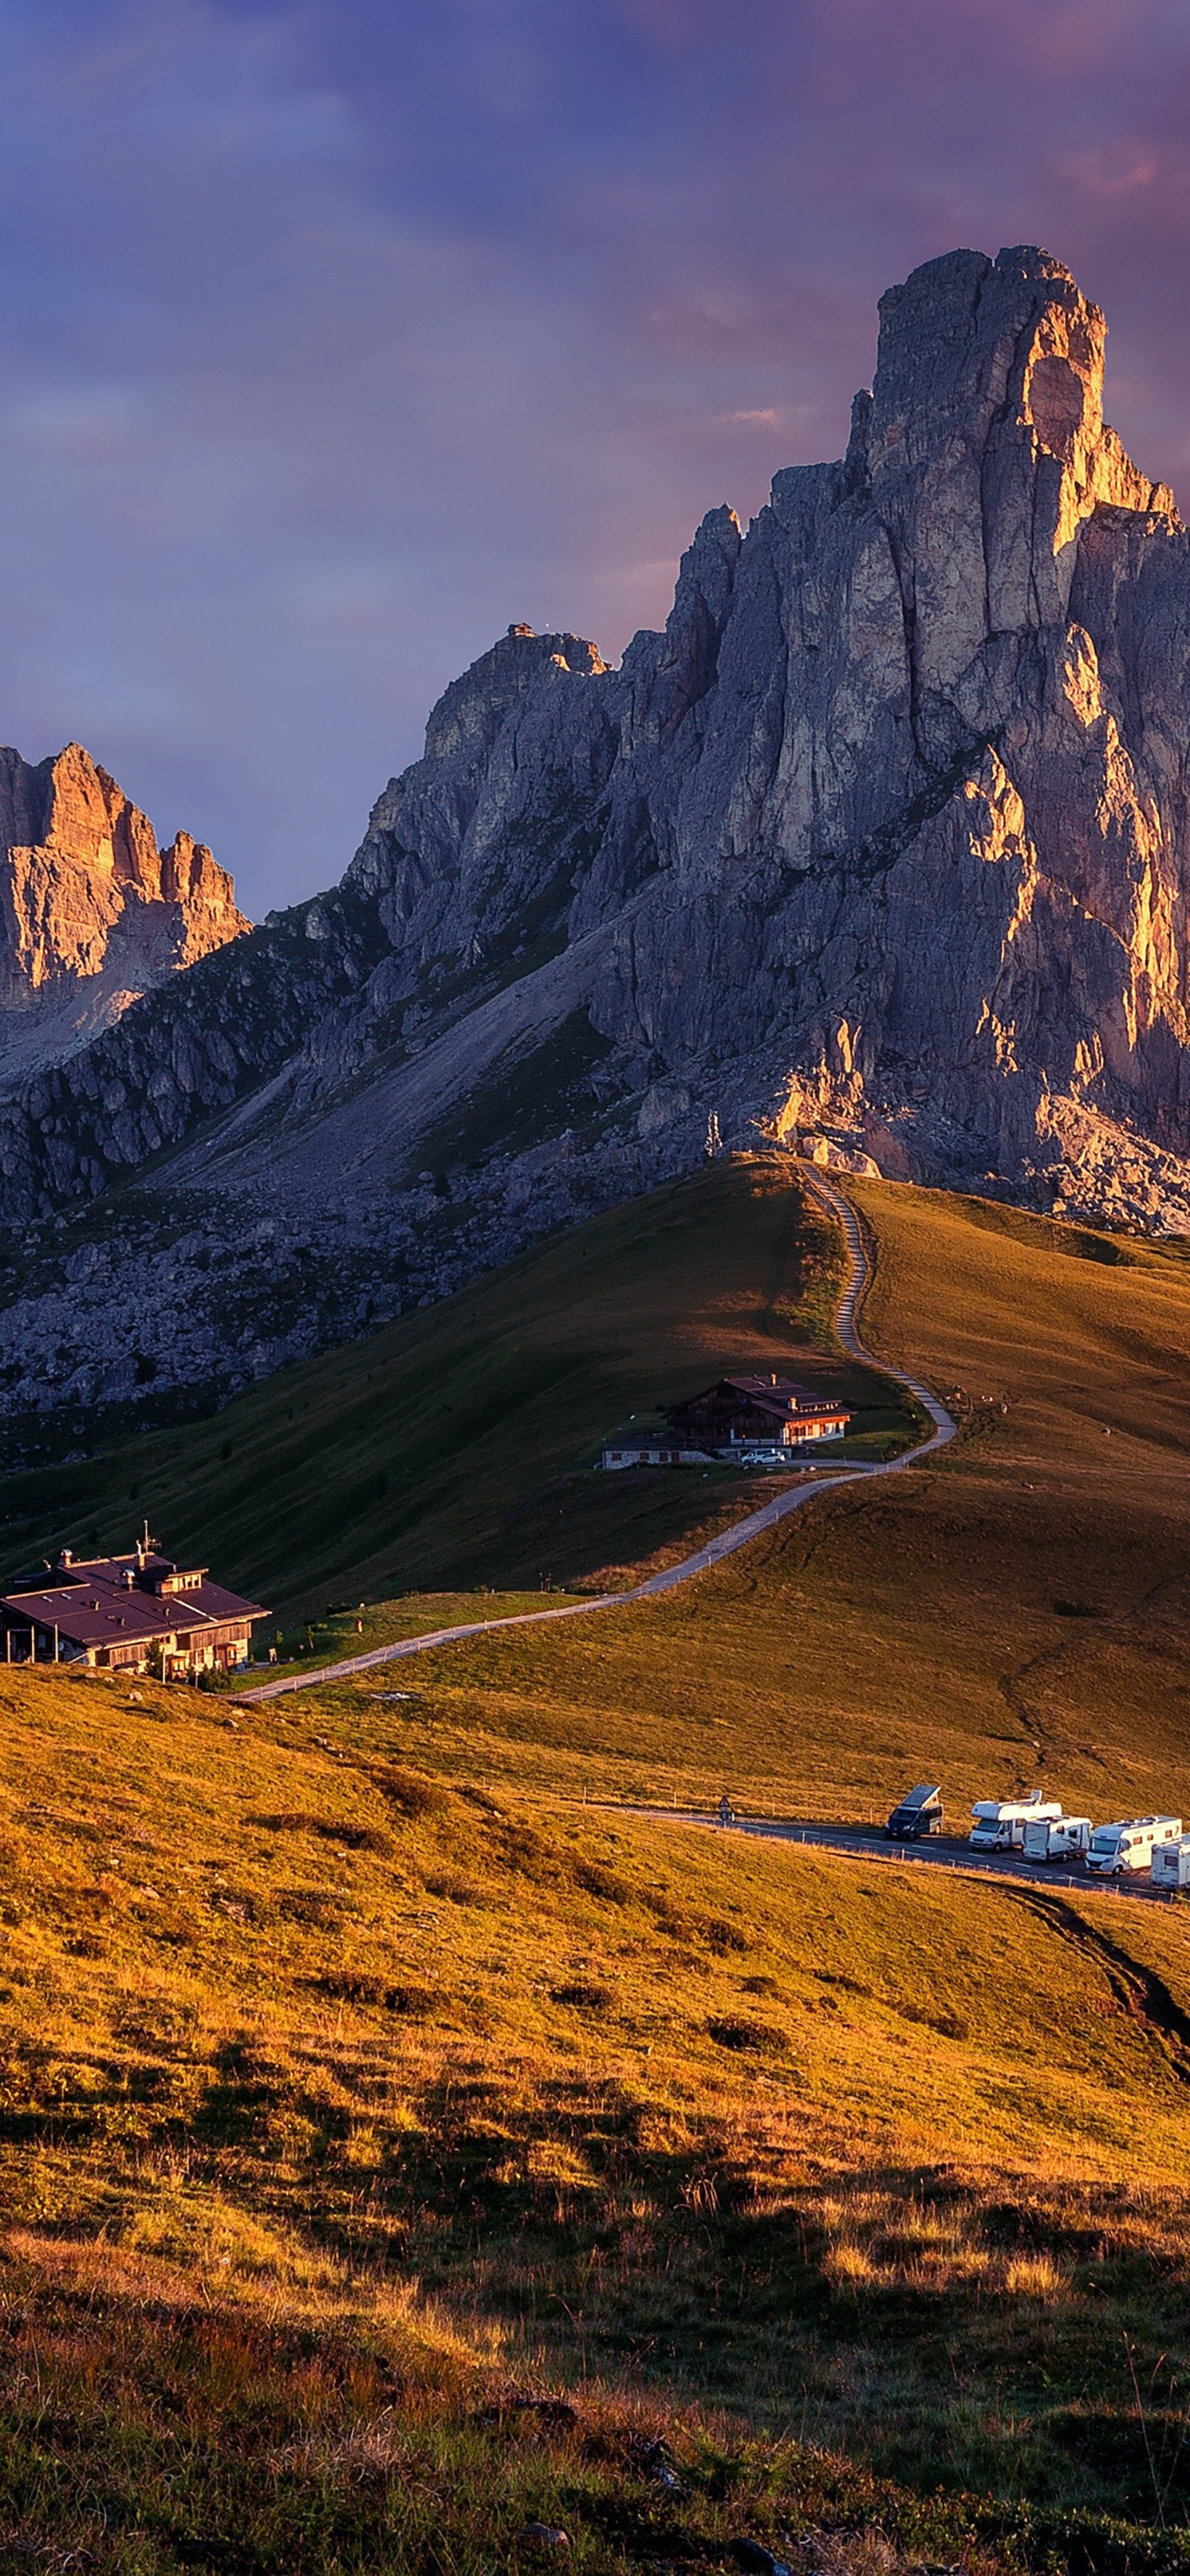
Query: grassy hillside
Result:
<box><xmin>266</xmin><ymin>1170</ymin><xmax>1190</xmax><ymax>1829</ymax></box>
<box><xmin>2</xmin><ymin>1163</ymin><xmax>1190</xmax><ymax>2565</ymax></box>
<box><xmin>0</xmin><ymin>1160</ymin><xmax>916</xmax><ymax>1620</ymax></box>
<box><xmin>4</xmin><ymin>1662</ymin><xmax>1190</xmax><ymax>2568</ymax></box>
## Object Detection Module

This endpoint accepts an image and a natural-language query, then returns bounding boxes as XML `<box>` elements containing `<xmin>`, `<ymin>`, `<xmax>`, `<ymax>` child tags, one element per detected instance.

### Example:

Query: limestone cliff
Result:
<box><xmin>2</xmin><ymin>242</ymin><xmax>1190</xmax><ymax>1446</ymax></box>
<box><xmin>0</xmin><ymin>743</ymin><xmax>247</xmax><ymax>1078</ymax></box>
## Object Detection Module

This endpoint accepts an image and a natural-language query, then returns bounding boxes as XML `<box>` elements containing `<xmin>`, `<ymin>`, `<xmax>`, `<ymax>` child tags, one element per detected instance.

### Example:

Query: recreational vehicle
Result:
<box><xmin>968</xmin><ymin>1793</ymin><xmax>1062</xmax><ymax>1853</ymax></box>
<box><xmin>1085</xmin><ymin>1816</ymin><xmax>1183</xmax><ymax>1878</ymax></box>
<box><xmin>885</xmin><ymin>1784</ymin><xmax>943</xmax><ymax>1841</ymax></box>
<box><xmin>1021</xmin><ymin>1814</ymin><xmax>1092</xmax><ymax>1862</ymax></box>
<box><xmin>1151</xmin><ymin>1837</ymin><xmax>1190</xmax><ymax>1892</ymax></box>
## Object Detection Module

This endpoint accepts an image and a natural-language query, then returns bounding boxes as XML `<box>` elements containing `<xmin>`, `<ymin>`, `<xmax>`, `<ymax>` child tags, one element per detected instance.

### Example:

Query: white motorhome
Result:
<box><xmin>969</xmin><ymin>1793</ymin><xmax>1062</xmax><ymax>1852</ymax></box>
<box><xmin>1022</xmin><ymin>1813</ymin><xmax>1092</xmax><ymax>1862</ymax></box>
<box><xmin>1151</xmin><ymin>1836</ymin><xmax>1190</xmax><ymax>1892</ymax></box>
<box><xmin>1085</xmin><ymin>1816</ymin><xmax>1183</xmax><ymax>1878</ymax></box>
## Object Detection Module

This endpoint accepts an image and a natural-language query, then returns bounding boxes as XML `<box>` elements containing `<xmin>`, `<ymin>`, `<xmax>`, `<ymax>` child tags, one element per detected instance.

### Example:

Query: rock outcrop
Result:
<box><xmin>0</xmin><ymin>743</ymin><xmax>247</xmax><ymax>1080</ymax></box>
<box><xmin>2</xmin><ymin>243</ymin><xmax>1190</xmax><ymax>1449</ymax></box>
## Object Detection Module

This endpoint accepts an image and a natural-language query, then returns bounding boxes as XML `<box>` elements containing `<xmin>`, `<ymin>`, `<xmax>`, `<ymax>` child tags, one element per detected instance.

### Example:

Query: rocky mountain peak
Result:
<box><xmin>3</xmin><ymin>241</ymin><xmax>1190</xmax><ymax>1453</ymax></box>
<box><xmin>422</xmin><ymin>626</ymin><xmax>606</xmax><ymax>772</ymax></box>
<box><xmin>852</xmin><ymin>246</ymin><xmax>1177</xmax><ymax>678</ymax></box>
<box><xmin>870</xmin><ymin>244</ymin><xmax>1093</xmax><ymax>458</ymax></box>
<box><xmin>0</xmin><ymin>742</ymin><xmax>247</xmax><ymax>1080</ymax></box>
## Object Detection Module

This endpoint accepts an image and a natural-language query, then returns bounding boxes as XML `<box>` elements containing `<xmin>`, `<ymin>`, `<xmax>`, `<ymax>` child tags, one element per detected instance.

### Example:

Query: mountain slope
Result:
<box><xmin>3</xmin><ymin>1479</ymin><xmax>1190</xmax><ymax>2541</ymax></box>
<box><xmin>3</xmin><ymin>243</ymin><xmax>1190</xmax><ymax>1440</ymax></box>
<box><xmin>2</xmin><ymin>1157</ymin><xmax>1187</xmax><ymax>1854</ymax></box>
<box><xmin>0</xmin><ymin>1163</ymin><xmax>1189</xmax><ymax>2546</ymax></box>
<box><xmin>0</xmin><ymin>1158</ymin><xmax>883</xmax><ymax>1607</ymax></box>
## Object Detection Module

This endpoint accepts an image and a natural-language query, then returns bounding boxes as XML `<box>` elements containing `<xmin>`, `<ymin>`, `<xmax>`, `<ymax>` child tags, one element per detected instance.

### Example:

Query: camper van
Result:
<box><xmin>885</xmin><ymin>1784</ymin><xmax>944</xmax><ymax>1841</ymax></box>
<box><xmin>1085</xmin><ymin>1816</ymin><xmax>1183</xmax><ymax>1878</ymax></box>
<box><xmin>1021</xmin><ymin>1813</ymin><xmax>1092</xmax><ymax>1863</ymax></box>
<box><xmin>1151</xmin><ymin>1837</ymin><xmax>1190</xmax><ymax>1893</ymax></box>
<box><xmin>969</xmin><ymin>1793</ymin><xmax>1062</xmax><ymax>1853</ymax></box>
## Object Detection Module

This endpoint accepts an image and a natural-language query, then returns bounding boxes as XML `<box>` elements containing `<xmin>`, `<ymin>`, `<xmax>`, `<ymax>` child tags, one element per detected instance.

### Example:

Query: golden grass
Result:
<box><xmin>1</xmin><ymin>1166</ymin><xmax>1189</xmax><ymax>2555</ymax></box>
<box><xmin>277</xmin><ymin>1168</ymin><xmax>1190</xmax><ymax>1829</ymax></box>
<box><xmin>3</xmin><ymin>1659</ymin><xmax>1190</xmax><ymax>2533</ymax></box>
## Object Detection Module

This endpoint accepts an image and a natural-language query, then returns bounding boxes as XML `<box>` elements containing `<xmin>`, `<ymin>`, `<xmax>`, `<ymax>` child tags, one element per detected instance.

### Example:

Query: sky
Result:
<box><xmin>3</xmin><ymin>0</ymin><xmax>1190</xmax><ymax>916</ymax></box>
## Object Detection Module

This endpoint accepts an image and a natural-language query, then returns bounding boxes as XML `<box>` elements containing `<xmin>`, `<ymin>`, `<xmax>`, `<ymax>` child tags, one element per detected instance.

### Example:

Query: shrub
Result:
<box><xmin>707</xmin><ymin>2015</ymin><xmax>783</xmax><ymax>2055</ymax></box>
<box><xmin>574</xmin><ymin>1861</ymin><xmax>632</xmax><ymax>1905</ymax></box>
<box><xmin>312</xmin><ymin>1971</ymin><xmax>439</xmax><ymax>2016</ymax></box>
<box><xmin>370</xmin><ymin>1765</ymin><xmax>449</xmax><ymax>1819</ymax></box>
<box><xmin>248</xmin><ymin>1812</ymin><xmax>392</xmax><ymax>1853</ymax></box>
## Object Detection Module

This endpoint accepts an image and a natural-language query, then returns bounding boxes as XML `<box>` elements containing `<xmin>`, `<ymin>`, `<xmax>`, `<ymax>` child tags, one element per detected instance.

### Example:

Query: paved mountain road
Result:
<box><xmin>614</xmin><ymin>1807</ymin><xmax>1179</xmax><ymax>1907</ymax></box>
<box><xmin>235</xmin><ymin>1167</ymin><xmax>956</xmax><ymax>1704</ymax></box>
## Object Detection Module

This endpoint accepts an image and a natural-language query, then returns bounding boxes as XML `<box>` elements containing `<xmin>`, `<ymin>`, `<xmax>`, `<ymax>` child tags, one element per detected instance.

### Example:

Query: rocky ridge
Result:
<box><xmin>0</xmin><ymin>743</ymin><xmax>246</xmax><ymax>1083</ymax></box>
<box><xmin>2</xmin><ymin>242</ymin><xmax>1190</xmax><ymax>1451</ymax></box>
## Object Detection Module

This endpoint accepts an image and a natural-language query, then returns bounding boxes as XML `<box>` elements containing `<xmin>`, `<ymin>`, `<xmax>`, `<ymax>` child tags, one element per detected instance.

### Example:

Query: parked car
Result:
<box><xmin>1085</xmin><ymin>1815</ymin><xmax>1183</xmax><ymax>1877</ymax></box>
<box><xmin>886</xmin><ymin>1783</ymin><xmax>943</xmax><ymax>1839</ymax></box>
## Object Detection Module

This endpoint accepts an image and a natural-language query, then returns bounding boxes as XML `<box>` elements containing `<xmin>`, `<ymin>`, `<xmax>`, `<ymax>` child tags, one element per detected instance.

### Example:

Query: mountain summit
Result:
<box><xmin>2</xmin><ymin>243</ymin><xmax>1190</xmax><ymax>1440</ymax></box>
<box><xmin>0</xmin><ymin>743</ymin><xmax>246</xmax><ymax>1081</ymax></box>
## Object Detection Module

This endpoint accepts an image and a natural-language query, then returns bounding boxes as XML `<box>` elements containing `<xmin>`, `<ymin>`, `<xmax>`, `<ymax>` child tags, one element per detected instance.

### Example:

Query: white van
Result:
<box><xmin>1085</xmin><ymin>1816</ymin><xmax>1182</xmax><ymax>1878</ymax></box>
<box><xmin>969</xmin><ymin>1795</ymin><xmax>1062</xmax><ymax>1852</ymax></box>
<box><xmin>1151</xmin><ymin>1837</ymin><xmax>1190</xmax><ymax>1892</ymax></box>
<box><xmin>1022</xmin><ymin>1814</ymin><xmax>1092</xmax><ymax>1862</ymax></box>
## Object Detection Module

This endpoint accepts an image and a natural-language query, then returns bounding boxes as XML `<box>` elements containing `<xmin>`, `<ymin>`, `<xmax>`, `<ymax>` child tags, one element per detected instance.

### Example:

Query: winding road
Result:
<box><xmin>235</xmin><ymin>1167</ymin><xmax>956</xmax><ymax>1704</ymax></box>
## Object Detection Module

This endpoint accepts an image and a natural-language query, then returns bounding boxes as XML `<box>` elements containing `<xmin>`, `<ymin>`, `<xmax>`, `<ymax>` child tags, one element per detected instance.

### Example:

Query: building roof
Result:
<box><xmin>0</xmin><ymin>1541</ymin><xmax>267</xmax><ymax>1649</ymax></box>
<box><xmin>719</xmin><ymin>1374</ymin><xmax>847</xmax><ymax>1413</ymax></box>
<box><xmin>672</xmin><ymin>1375</ymin><xmax>850</xmax><ymax>1422</ymax></box>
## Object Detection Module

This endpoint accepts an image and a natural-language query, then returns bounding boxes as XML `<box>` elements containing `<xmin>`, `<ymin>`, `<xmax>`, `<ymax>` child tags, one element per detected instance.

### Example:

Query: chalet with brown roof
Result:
<box><xmin>0</xmin><ymin>1530</ymin><xmax>268</xmax><ymax>1678</ymax></box>
<box><xmin>665</xmin><ymin>1372</ymin><xmax>850</xmax><ymax>1452</ymax></box>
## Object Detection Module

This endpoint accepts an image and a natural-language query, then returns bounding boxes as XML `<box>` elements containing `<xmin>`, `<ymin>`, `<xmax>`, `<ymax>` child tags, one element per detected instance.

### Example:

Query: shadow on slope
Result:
<box><xmin>2</xmin><ymin>1674</ymin><xmax>1190</xmax><ymax>2542</ymax></box>
<box><xmin>0</xmin><ymin>1158</ymin><xmax>910</xmax><ymax>1616</ymax></box>
<box><xmin>270</xmin><ymin>1171</ymin><xmax>1190</xmax><ymax>1828</ymax></box>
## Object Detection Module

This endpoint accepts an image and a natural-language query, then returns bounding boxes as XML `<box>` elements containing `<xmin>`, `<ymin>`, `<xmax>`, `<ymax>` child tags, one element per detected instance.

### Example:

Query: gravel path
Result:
<box><xmin>235</xmin><ymin>1167</ymin><xmax>956</xmax><ymax>1703</ymax></box>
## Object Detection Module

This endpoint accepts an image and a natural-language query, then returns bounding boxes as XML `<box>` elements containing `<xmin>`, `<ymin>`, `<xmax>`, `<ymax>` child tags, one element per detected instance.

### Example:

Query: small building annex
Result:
<box><xmin>665</xmin><ymin>1373</ymin><xmax>850</xmax><ymax>1452</ymax></box>
<box><xmin>601</xmin><ymin>1432</ymin><xmax>713</xmax><ymax>1470</ymax></box>
<box><xmin>0</xmin><ymin>1531</ymin><xmax>269</xmax><ymax>1677</ymax></box>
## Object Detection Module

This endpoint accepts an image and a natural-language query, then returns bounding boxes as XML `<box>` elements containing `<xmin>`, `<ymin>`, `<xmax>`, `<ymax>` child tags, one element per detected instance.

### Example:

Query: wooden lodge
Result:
<box><xmin>0</xmin><ymin>1531</ymin><xmax>269</xmax><ymax>1678</ymax></box>
<box><xmin>665</xmin><ymin>1372</ymin><xmax>850</xmax><ymax>1452</ymax></box>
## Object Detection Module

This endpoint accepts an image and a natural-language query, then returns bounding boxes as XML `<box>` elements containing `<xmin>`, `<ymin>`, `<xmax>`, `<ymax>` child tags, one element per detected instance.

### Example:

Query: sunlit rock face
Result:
<box><xmin>3</xmin><ymin>243</ymin><xmax>1190</xmax><ymax>1442</ymax></box>
<box><xmin>324</xmin><ymin>244</ymin><xmax>1190</xmax><ymax>1231</ymax></box>
<box><xmin>0</xmin><ymin>743</ymin><xmax>247</xmax><ymax>1079</ymax></box>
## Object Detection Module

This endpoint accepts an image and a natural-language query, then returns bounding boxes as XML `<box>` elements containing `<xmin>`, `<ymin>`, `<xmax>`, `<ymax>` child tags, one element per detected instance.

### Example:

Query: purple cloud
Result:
<box><xmin>0</xmin><ymin>0</ymin><xmax>1188</xmax><ymax>914</ymax></box>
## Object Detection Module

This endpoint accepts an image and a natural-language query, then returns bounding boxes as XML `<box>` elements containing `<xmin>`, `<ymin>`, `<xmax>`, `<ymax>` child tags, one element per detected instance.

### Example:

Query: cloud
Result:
<box><xmin>0</xmin><ymin>0</ymin><xmax>1188</xmax><ymax>912</ymax></box>
<box><xmin>1061</xmin><ymin>143</ymin><xmax>1162</xmax><ymax>197</ymax></box>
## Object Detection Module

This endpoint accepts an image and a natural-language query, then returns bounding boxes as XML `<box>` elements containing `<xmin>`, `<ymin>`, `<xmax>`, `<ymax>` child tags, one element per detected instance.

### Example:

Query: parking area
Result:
<box><xmin>634</xmin><ymin>1809</ymin><xmax>1182</xmax><ymax>1903</ymax></box>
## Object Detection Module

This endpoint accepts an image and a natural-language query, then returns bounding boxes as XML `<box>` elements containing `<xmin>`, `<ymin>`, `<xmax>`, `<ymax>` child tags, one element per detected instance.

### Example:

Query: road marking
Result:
<box><xmin>235</xmin><ymin>1168</ymin><xmax>956</xmax><ymax>1702</ymax></box>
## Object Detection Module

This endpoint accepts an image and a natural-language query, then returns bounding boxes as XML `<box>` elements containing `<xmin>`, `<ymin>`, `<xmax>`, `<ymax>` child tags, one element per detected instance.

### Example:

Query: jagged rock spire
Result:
<box><xmin>0</xmin><ymin>742</ymin><xmax>246</xmax><ymax>1078</ymax></box>
<box><xmin>0</xmin><ymin>240</ymin><xmax>1188</xmax><ymax>1444</ymax></box>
